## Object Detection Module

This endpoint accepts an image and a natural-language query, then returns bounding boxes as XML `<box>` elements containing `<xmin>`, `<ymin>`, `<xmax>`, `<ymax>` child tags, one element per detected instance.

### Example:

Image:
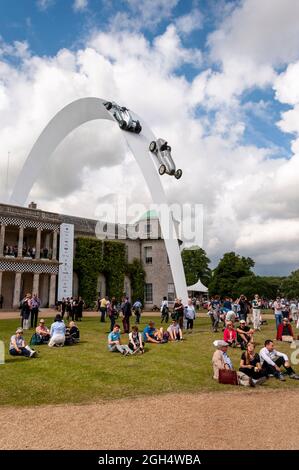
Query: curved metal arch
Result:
<box><xmin>10</xmin><ymin>97</ymin><xmax>188</xmax><ymax>303</ymax></box>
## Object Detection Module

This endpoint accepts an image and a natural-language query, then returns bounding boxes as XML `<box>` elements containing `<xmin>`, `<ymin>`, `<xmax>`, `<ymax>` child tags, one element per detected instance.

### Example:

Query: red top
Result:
<box><xmin>276</xmin><ymin>323</ymin><xmax>293</xmax><ymax>341</ymax></box>
<box><xmin>224</xmin><ymin>328</ymin><xmax>237</xmax><ymax>343</ymax></box>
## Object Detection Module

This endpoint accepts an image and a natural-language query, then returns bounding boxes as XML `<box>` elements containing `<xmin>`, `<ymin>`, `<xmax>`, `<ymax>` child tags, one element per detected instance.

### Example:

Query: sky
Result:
<box><xmin>0</xmin><ymin>0</ymin><xmax>299</xmax><ymax>276</ymax></box>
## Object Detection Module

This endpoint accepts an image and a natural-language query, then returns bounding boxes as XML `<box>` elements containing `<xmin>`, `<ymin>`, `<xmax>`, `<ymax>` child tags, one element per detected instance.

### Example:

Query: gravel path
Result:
<box><xmin>1</xmin><ymin>389</ymin><xmax>298</xmax><ymax>450</ymax></box>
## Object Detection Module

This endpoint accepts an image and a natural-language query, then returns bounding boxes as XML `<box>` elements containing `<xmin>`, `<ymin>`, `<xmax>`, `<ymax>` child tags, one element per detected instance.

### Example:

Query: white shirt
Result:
<box><xmin>273</xmin><ymin>301</ymin><xmax>282</xmax><ymax>315</ymax></box>
<box><xmin>259</xmin><ymin>347</ymin><xmax>288</xmax><ymax>366</ymax></box>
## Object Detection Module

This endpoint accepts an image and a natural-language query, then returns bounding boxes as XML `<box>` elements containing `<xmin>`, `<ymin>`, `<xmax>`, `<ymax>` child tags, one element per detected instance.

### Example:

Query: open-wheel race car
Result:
<box><xmin>149</xmin><ymin>138</ymin><xmax>182</xmax><ymax>179</ymax></box>
<box><xmin>103</xmin><ymin>101</ymin><xmax>142</xmax><ymax>134</ymax></box>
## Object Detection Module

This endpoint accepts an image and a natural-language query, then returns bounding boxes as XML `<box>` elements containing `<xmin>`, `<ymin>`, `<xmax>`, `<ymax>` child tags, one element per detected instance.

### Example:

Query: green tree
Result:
<box><xmin>232</xmin><ymin>275</ymin><xmax>282</xmax><ymax>299</ymax></box>
<box><xmin>208</xmin><ymin>252</ymin><xmax>254</xmax><ymax>297</ymax></box>
<box><xmin>128</xmin><ymin>258</ymin><xmax>146</xmax><ymax>304</ymax></box>
<box><xmin>281</xmin><ymin>270</ymin><xmax>299</xmax><ymax>298</ymax></box>
<box><xmin>181</xmin><ymin>246</ymin><xmax>211</xmax><ymax>287</ymax></box>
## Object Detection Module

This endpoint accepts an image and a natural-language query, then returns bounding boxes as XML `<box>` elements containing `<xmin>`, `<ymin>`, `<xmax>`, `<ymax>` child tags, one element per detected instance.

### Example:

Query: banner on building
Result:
<box><xmin>58</xmin><ymin>223</ymin><xmax>74</xmax><ymax>301</ymax></box>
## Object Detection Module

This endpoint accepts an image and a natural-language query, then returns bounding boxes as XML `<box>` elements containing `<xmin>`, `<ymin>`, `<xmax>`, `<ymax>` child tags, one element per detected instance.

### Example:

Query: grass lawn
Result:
<box><xmin>0</xmin><ymin>315</ymin><xmax>298</xmax><ymax>406</ymax></box>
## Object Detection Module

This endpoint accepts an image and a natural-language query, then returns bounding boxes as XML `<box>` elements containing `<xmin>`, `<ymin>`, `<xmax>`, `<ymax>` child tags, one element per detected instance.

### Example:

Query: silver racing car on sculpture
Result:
<box><xmin>149</xmin><ymin>138</ymin><xmax>182</xmax><ymax>179</ymax></box>
<box><xmin>103</xmin><ymin>101</ymin><xmax>142</xmax><ymax>134</ymax></box>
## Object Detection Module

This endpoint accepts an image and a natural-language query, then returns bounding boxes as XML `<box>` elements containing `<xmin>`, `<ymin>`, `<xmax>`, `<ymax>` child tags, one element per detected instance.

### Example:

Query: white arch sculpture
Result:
<box><xmin>10</xmin><ymin>97</ymin><xmax>188</xmax><ymax>303</ymax></box>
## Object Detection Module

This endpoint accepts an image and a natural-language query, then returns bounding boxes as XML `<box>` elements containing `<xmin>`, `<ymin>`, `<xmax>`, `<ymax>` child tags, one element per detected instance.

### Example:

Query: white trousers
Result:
<box><xmin>48</xmin><ymin>334</ymin><xmax>65</xmax><ymax>347</ymax></box>
<box><xmin>252</xmin><ymin>309</ymin><xmax>261</xmax><ymax>330</ymax></box>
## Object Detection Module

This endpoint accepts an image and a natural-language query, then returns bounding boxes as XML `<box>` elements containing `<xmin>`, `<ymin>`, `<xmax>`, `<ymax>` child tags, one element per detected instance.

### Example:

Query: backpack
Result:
<box><xmin>30</xmin><ymin>333</ymin><xmax>43</xmax><ymax>346</ymax></box>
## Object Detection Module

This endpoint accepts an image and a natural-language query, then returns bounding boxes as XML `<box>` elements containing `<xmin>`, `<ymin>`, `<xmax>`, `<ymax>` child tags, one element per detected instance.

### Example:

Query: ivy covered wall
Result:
<box><xmin>74</xmin><ymin>237</ymin><xmax>145</xmax><ymax>307</ymax></box>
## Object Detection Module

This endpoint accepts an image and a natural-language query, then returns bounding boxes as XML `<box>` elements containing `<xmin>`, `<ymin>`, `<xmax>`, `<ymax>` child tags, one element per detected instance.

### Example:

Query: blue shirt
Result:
<box><xmin>143</xmin><ymin>326</ymin><xmax>155</xmax><ymax>341</ymax></box>
<box><xmin>223</xmin><ymin>352</ymin><xmax>233</xmax><ymax>370</ymax></box>
<box><xmin>50</xmin><ymin>321</ymin><xmax>66</xmax><ymax>337</ymax></box>
<box><xmin>108</xmin><ymin>331</ymin><xmax>120</xmax><ymax>343</ymax></box>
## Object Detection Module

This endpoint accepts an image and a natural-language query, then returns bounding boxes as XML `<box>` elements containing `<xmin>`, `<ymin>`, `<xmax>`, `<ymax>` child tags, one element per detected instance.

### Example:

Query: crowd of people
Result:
<box><xmin>8</xmin><ymin>291</ymin><xmax>299</xmax><ymax>388</ymax></box>
<box><xmin>3</xmin><ymin>243</ymin><xmax>52</xmax><ymax>259</ymax></box>
<box><xmin>9</xmin><ymin>314</ymin><xmax>80</xmax><ymax>357</ymax></box>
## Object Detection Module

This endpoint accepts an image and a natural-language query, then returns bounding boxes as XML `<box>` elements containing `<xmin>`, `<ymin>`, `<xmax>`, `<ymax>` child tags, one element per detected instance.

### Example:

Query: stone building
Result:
<box><xmin>0</xmin><ymin>203</ymin><xmax>179</xmax><ymax>309</ymax></box>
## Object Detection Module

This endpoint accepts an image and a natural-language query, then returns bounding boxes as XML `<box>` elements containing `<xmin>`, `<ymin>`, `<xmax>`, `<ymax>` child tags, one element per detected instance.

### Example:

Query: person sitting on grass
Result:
<box><xmin>108</xmin><ymin>324</ymin><xmax>133</xmax><ymax>355</ymax></box>
<box><xmin>142</xmin><ymin>321</ymin><xmax>164</xmax><ymax>344</ymax></box>
<box><xmin>223</xmin><ymin>321</ymin><xmax>237</xmax><ymax>347</ymax></box>
<box><xmin>128</xmin><ymin>326</ymin><xmax>144</xmax><ymax>354</ymax></box>
<box><xmin>259</xmin><ymin>340</ymin><xmax>299</xmax><ymax>381</ymax></box>
<box><xmin>65</xmin><ymin>321</ymin><xmax>80</xmax><ymax>345</ymax></box>
<box><xmin>212</xmin><ymin>340</ymin><xmax>254</xmax><ymax>386</ymax></box>
<box><xmin>167</xmin><ymin>319</ymin><xmax>183</xmax><ymax>341</ymax></box>
<box><xmin>236</xmin><ymin>320</ymin><xmax>254</xmax><ymax>350</ymax></box>
<box><xmin>239</xmin><ymin>343</ymin><xmax>267</xmax><ymax>384</ymax></box>
<box><xmin>48</xmin><ymin>314</ymin><xmax>66</xmax><ymax>348</ymax></box>
<box><xmin>35</xmin><ymin>319</ymin><xmax>50</xmax><ymax>343</ymax></box>
<box><xmin>276</xmin><ymin>317</ymin><xmax>294</xmax><ymax>342</ymax></box>
<box><xmin>9</xmin><ymin>328</ymin><xmax>37</xmax><ymax>358</ymax></box>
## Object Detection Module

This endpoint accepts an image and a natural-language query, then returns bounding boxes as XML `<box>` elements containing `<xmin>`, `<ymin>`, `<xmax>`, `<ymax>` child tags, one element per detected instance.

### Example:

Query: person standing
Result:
<box><xmin>184</xmin><ymin>299</ymin><xmax>196</xmax><ymax>331</ymax></box>
<box><xmin>160</xmin><ymin>296</ymin><xmax>169</xmax><ymax>323</ymax></box>
<box><xmin>122</xmin><ymin>297</ymin><xmax>132</xmax><ymax>334</ymax></box>
<box><xmin>99</xmin><ymin>296</ymin><xmax>108</xmax><ymax>323</ymax></box>
<box><xmin>251</xmin><ymin>294</ymin><xmax>262</xmax><ymax>331</ymax></box>
<box><xmin>61</xmin><ymin>297</ymin><xmax>66</xmax><ymax>319</ymax></box>
<box><xmin>208</xmin><ymin>296</ymin><xmax>221</xmax><ymax>332</ymax></box>
<box><xmin>237</xmin><ymin>295</ymin><xmax>250</xmax><ymax>323</ymax></box>
<box><xmin>173</xmin><ymin>298</ymin><xmax>184</xmax><ymax>329</ymax></box>
<box><xmin>132</xmin><ymin>299</ymin><xmax>142</xmax><ymax>324</ymax></box>
<box><xmin>273</xmin><ymin>297</ymin><xmax>283</xmax><ymax>329</ymax></box>
<box><xmin>77</xmin><ymin>296</ymin><xmax>84</xmax><ymax>321</ymax></box>
<box><xmin>20</xmin><ymin>293</ymin><xmax>32</xmax><ymax>330</ymax></box>
<box><xmin>30</xmin><ymin>293</ymin><xmax>41</xmax><ymax>328</ymax></box>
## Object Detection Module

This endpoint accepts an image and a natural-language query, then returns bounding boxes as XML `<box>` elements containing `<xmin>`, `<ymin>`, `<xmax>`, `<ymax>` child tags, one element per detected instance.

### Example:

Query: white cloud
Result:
<box><xmin>109</xmin><ymin>0</ymin><xmax>179</xmax><ymax>32</ymax></box>
<box><xmin>36</xmin><ymin>0</ymin><xmax>55</xmax><ymax>11</ymax></box>
<box><xmin>1</xmin><ymin>4</ymin><xmax>299</xmax><ymax>275</ymax></box>
<box><xmin>175</xmin><ymin>8</ymin><xmax>203</xmax><ymax>35</ymax></box>
<box><xmin>73</xmin><ymin>0</ymin><xmax>88</xmax><ymax>12</ymax></box>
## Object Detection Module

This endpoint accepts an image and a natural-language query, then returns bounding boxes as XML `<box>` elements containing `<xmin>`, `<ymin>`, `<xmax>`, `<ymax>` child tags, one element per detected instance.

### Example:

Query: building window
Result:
<box><xmin>167</xmin><ymin>254</ymin><xmax>170</xmax><ymax>265</ymax></box>
<box><xmin>167</xmin><ymin>283</ymin><xmax>175</xmax><ymax>302</ymax></box>
<box><xmin>144</xmin><ymin>246</ymin><xmax>152</xmax><ymax>264</ymax></box>
<box><xmin>144</xmin><ymin>283</ymin><xmax>153</xmax><ymax>303</ymax></box>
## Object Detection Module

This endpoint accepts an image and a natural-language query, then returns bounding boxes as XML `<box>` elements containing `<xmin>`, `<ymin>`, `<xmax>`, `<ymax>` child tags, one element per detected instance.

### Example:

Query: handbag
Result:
<box><xmin>218</xmin><ymin>369</ymin><xmax>238</xmax><ymax>385</ymax></box>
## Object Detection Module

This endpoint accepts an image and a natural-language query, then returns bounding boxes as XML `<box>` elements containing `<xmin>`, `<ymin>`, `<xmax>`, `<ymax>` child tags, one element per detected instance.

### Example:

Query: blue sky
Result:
<box><xmin>1</xmin><ymin>0</ymin><xmax>299</xmax><ymax>274</ymax></box>
<box><xmin>0</xmin><ymin>0</ymin><xmax>292</xmax><ymax>154</ymax></box>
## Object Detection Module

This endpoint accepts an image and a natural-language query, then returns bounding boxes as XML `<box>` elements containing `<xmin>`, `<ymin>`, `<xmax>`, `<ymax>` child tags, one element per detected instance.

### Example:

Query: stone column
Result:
<box><xmin>18</xmin><ymin>226</ymin><xmax>24</xmax><ymax>258</ymax></box>
<box><xmin>52</xmin><ymin>230</ymin><xmax>58</xmax><ymax>260</ymax></box>
<box><xmin>49</xmin><ymin>274</ymin><xmax>57</xmax><ymax>307</ymax></box>
<box><xmin>35</xmin><ymin>228</ymin><xmax>42</xmax><ymax>259</ymax></box>
<box><xmin>13</xmin><ymin>272</ymin><xmax>22</xmax><ymax>309</ymax></box>
<box><xmin>0</xmin><ymin>224</ymin><xmax>6</xmax><ymax>257</ymax></box>
<box><xmin>32</xmin><ymin>273</ymin><xmax>40</xmax><ymax>296</ymax></box>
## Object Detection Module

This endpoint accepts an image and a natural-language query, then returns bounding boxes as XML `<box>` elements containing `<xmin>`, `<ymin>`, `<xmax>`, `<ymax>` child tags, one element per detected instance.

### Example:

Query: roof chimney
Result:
<box><xmin>28</xmin><ymin>202</ymin><xmax>37</xmax><ymax>209</ymax></box>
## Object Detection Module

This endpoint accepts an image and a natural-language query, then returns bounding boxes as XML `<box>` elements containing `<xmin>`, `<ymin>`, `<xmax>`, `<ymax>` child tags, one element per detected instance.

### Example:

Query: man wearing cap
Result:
<box><xmin>212</xmin><ymin>340</ymin><xmax>263</xmax><ymax>386</ymax></box>
<box><xmin>36</xmin><ymin>319</ymin><xmax>50</xmax><ymax>343</ymax></box>
<box><xmin>9</xmin><ymin>328</ymin><xmax>37</xmax><ymax>358</ymax></box>
<box><xmin>236</xmin><ymin>320</ymin><xmax>254</xmax><ymax>350</ymax></box>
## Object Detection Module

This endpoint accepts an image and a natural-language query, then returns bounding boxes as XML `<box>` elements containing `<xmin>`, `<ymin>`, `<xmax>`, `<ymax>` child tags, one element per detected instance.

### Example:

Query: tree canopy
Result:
<box><xmin>181</xmin><ymin>246</ymin><xmax>211</xmax><ymax>287</ymax></box>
